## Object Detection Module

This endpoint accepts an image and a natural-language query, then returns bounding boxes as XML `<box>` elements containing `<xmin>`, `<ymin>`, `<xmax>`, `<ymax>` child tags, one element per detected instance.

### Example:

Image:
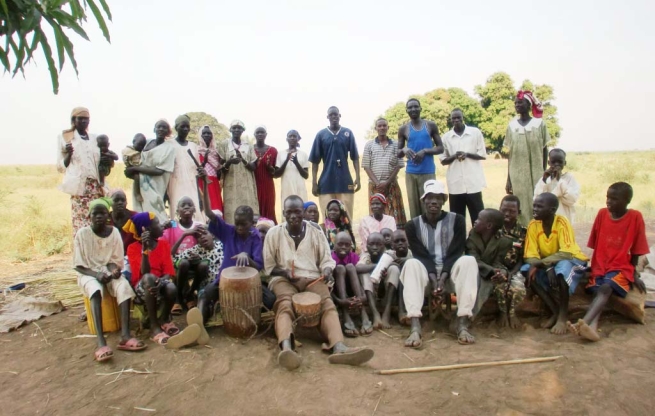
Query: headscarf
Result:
<box><xmin>230</xmin><ymin>120</ymin><xmax>246</xmax><ymax>130</ymax></box>
<box><xmin>303</xmin><ymin>201</ymin><xmax>317</xmax><ymax>211</ymax></box>
<box><xmin>88</xmin><ymin>197</ymin><xmax>113</xmax><ymax>216</ymax></box>
<box><xmin>254</xmin><ymin>125</ymin><xmax>267</xmax><ymax>133</ymax></box>
<box><xmin>154</xmin><ymin>118</ymin><xmax>172</xmax><ymax>138</ymax></box>
<box><xmin>122</xmin><ymin>212</ymin><xmax>156</xmax><ymax>241</ymax></box>
<box><xmin>197</xmin><ymin>125</ymin><xmax>220</xmax><ymax>171</ymax></box>
<box><xmin>62</xmin><ymin>106</ymin><xmax>90</xmax><ymax>142</ymax></box>
<box><xmin>370</xmin><ymin>193</ymin><xmax>387</xmax><ymax>205</ymax></box>
<box><xmin>256</xmin><ymin>217</ymin><xmax>276</xmax><ymax>230</ymax></box>
<box><xmin>175</xmin><ymin>114</ymin><xmax>190</xmax><ymax>129</ymax></box>
<box><xmin>516</xmin><ymin>90</ymin><xmax>543</xmax><ymax>118</ymax></box>
<box><xmin>323</xmin><ymin>199</ymin><xmax>356</xmax><ymax>250</ymax></box>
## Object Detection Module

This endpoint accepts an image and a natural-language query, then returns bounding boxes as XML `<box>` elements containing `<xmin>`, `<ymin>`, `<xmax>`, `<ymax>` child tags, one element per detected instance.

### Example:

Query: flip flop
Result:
<box><xmin>278</xmin><ymin>349</ymin><xmax>302</xmax><ymax>371</ymax></box>
<box><xmin>328</xmin><ymin>347</ymin><xmax>374</xmax><ymax>366</ymax></box>
<box><xmin>360</xmin><ymin>321</ymin><xmax>373</xmax><ymax>337</ymax></box>
<box><xmin>171</xmin><ymin>303</ymin><xmax>183</xmax><ymax>316</ymax></box>
<box><xmin>116</xmin><ymin>337</ymin><xmax>147</xmax><ymax>352</ymax></box>
<box><xmin>165</xmin><ymin>324</ymin><xmax>201</xmax><ymax>350</ymax></box>
<box><xmin>343</xmin><ymin>322</ymin><xmax>359</xmax><ymax>338</ymax></box>
<box><xmin>186</xmin><ymin>307</ymin><xmax>210</xmax><ymax>345</ymax></box>
<box><xmin>161</xmin><ymin>322</ymin><xmax>180</xmax><ymax>336</ymax></box>
<box><xmin>150</xmin><ymin>331</ymin><xmax>170</xmax><ymax>345</ymax></box>
<box><xmin>94</xmin><ymin>346</ymin><xmax>113</xmax><ymax>362</ymax></box>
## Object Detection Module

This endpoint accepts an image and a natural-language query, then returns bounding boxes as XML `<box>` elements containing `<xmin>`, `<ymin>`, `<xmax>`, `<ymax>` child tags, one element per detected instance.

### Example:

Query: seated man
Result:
<box><xmin>522</xmin><ymin>192</ymin><xmax>588</xmax><ymax>335</ymax></box>
<box><xmin>401</xmin><ymin>180</ymin><xmax>479</xmax><ymax>347</ymax></box>
<box><xmin>264</xmin><ymin>195</ymin><xmax>374</xmax><ymax>370</ymax></box>
<box><xmin>570</xmin><ymin>182</ymin><xmax>649</xmax><ymax>341</ymax></box>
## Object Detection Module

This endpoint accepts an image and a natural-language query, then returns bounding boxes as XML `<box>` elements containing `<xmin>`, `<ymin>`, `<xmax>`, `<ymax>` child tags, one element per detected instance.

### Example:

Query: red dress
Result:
<box><xmin>198</xmin><ymin>150</ymin><xmax>223</xmax><ymax>213</ymax></box>
<box><xmin>254</xmin><ymin>146</ymin><xmax>278</xmax><ymax>223</ymax></box>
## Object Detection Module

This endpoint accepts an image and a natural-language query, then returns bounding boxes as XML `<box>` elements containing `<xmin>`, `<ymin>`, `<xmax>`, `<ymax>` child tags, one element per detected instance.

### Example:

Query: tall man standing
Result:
<box><xmin>398</xmin><ymin>98</ymin><xmax>444</xmax><ymax>219</ymax></box>
<box><xmin>440</xmin><ymin>108</ymin><xmax>487</xmax><ymax>224</ymax></box>
<box><xmin>310</xmin><ymin>106</ymin><xmax>361</xmax><ymax>217</ymax></box>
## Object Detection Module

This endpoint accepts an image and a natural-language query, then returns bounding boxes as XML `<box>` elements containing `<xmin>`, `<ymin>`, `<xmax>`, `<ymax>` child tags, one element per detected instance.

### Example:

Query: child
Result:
<box><xmin>466</xmin><ymin>209</ymin><xmax>514</xmax><ymax>325</ymax></box>
<box><xmin>522</xmin><ymin>192</ymin><xmax>588</xmax><ymax>335</ymax></box>
<box><xmin>275</xmin><ymin>129</ymin><xmax>309</xmax><ymax>206</ymax></box>
<box><xmin>380</xmin><ymin>228</ymin><xmax>394</xmax><ymax>250</ymax></box>
<box><xmin>534</xmin><ymin>149</ymin><xmax>580</xmax><ymax>224</ymax></box>
<box><xmin>124</xmin><ymin>212</ymin><xmax>180</xmax><ymax>345</ymax></box>
<box><xmin>96</xmin><ymin>134</ymin><xmax>119</xmax><ymax>187</ymax></box>
<box><xmin>332</xmin><ymin>231</ymin><xmax>371</xmax><ymax>336</ymax></box>
<box><xmin>569</xmin><ymin>182</ymin><xmax>649</xmax><ymax>341</ymax></box>
<box><xmin>255</xmin><ymin>217</ymin><xmax>278</xmax><ymax>310</ymax></box>
<box><xmin>122</xmin><ymin>133</ymin><xmax>147</xmax><ymax>203</ymax></box>
<box><xmin>255</xmin><ymin>217</ymin><xmax>276</xmax><ymax>241</ymax></box>
<box><xmin>497</xmin><ymin>195</ymin><xmax>528</xmax><ymax>329</ymax></box>
<box><xmin>303</xmin><ymin>201</ymin><xmax>322</xmax><ymax>230</ymax></box>
<box><xmin>356</xmin><ymin>232</ymin><xmax>398</xmax><ymax>329</ymax></box>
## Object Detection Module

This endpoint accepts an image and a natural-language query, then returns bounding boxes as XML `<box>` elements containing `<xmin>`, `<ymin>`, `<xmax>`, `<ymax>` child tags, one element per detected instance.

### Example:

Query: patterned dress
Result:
<box><xmin>218</xmin><ymin>140</ymin><xmax>260</xmax><ymax>224</ymax></box>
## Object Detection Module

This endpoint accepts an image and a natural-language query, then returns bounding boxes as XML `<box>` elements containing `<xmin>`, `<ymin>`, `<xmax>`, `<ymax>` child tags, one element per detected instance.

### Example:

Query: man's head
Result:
<box><xmin>391</xmin><ymin>230</ymin><xmax>409</xmax><ymax>258</ymax></box>
<box><xmin>607</xmin><ymin>182</ymin><xmax>633</xmax><ymax>215</ymax></box>
<box><xmin>421</xmin><ymin>180</ymin><xmax>448</xmax><ymax>217</ymax></box>
<box><xmin>473</xmin><ymin>209</ymin><xmax>505</xmax><ymax>235</ymax></box>
<box><xmin>334</xmin><ymin>231</ymin><xmax>353</xmax><ymax>259</ymax></box>
<box><xmin>450</xmin><ymin>108</ymin><xmax>464</xmax><ymax>131</ymax></box>
<box><xmin>500</xmin><ymin>195</ymin><xmax>521</xmax><ymax>227</ymax></box>
<box><xmin>532</xmin><ymin>193</ymin><xmax>559</xmax><ymax>221</ymax></box>
<box><xmin>380</xmin><ymin>228</ymin><xmax>393</xmax><ymax>249</ymax></box>
<box><xmin>234</xmin><ymin>205</ymin><xmax>255</xmax><ymax>238</ymax></box>
<box><xmin>284</xmin><ymin>195</ymin><xmax>305</xmax><ymax>227</ymax></box>
<box><xmin>327</xmin><ymin>106</ymin><xmax>341</xmax><ymax>128</ymax></box>
<box><xmin>406</xmin><ymin>98</ymin><xmax>421</xmax><ymax>120</ymax></box>
<box><xmin>375</xmin><ymin>118</ymin><xmax>389</xmax><ymax>137</ymax></box>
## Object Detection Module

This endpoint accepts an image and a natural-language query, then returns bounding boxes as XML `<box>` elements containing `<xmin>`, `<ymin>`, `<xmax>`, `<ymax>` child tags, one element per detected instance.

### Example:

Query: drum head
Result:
<box><xmin>220</xmin><ymin>266</ymin><xmax>258</xmax><ymax>280</ymax></box>
<box><xmin>292</xmin><ymin>292</ymin><xmax>321</xmax><ymax>305</ymax></box>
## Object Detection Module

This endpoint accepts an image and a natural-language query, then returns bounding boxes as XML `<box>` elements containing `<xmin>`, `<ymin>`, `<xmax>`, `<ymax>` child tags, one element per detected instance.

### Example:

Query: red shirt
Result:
<box><xmin>126</xmin><ymin>238</ymin><xmax>176</xmax><ymax>287</ymax></box>
<box><xmin>588</xmin><ymin>208</ymin><xmax>649</xmax><ymax>282</ymax></box>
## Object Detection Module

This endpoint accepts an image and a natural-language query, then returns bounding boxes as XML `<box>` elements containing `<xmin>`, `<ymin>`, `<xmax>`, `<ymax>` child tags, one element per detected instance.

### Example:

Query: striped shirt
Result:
<box><xmin>362</xmin><ymin>138</ymin><xmax>405</xmax><ymax>182</ymax></box>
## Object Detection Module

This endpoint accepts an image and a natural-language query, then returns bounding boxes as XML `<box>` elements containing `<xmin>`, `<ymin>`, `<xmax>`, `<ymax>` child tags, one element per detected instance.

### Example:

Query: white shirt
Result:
<box><xmin>56</xmin><ymin>130</ymin><xmax>100</xmax><ymax>195</ymax></box>
<box><xmin>439</xmin><ymin>126</ymin><xmax>487</xmax><ymax>194</ymax></box>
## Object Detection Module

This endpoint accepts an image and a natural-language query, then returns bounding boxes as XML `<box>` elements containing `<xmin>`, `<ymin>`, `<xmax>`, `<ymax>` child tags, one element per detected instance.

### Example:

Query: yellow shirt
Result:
<box><xmin>524</xmin><ymin>215</ymin><xmax>588</xmax><ymax>261</ymax></box>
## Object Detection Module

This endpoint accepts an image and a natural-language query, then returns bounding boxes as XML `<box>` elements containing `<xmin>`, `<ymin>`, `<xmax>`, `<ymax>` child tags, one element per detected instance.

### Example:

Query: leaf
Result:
<box><xmin>36</xmin><ymin>28</ymin><xmax>59</xmax><ymax>94</ymax></box>
<box><xmin>24</xmin><ymin>29</ymin><xmax>41</xmax><ymax>65</ymax></box>
<box><xmin>97</xmin><ymin>0</ymin><xmax>112</xmax><ymax>21</ymax></box>
<box><xmin>50</xmin><ymin>9</ymin><xmax>90</xmax><ymax>41</ymax></box>
<box><xmin>0</xmin><ymin>0</ymin><xmax>8</xmax><ymax>19</ymax></box>
<box><xmin>60</xmin><ymin>30</ymin><xmax>79</xmax><ymax>77</ymax></box>
<box><xmin>0</xmin><ymin>45</ymin><xmax>10</xmax><ymax>74</ymax></box>
<box><xmin>68</xmin><ymin>0</ymin><xmax>85</xmax><ymax>20</ymax></box>
<box><xmin>53</xmin><ymin>24</ymin><xmax>66</xmax><ymax>71</ymax></box>
<box><xmin>86</xmin><ymin>0</ymin><xmax>110</xmax><ymax>43</ymax></box>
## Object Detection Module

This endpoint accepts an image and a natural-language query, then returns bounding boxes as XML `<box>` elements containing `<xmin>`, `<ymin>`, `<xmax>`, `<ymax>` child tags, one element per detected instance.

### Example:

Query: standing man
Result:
<box><xmin>310</xmin><ymin>106</ymin><xmax>361</xmax><ymax>217</ymax></box>
<box><xmin>440</xmin><ymin>108</ymin><xmax>487</xmax><ymax>224</ymax></box>
<box><xmin>398</xmin><ymin>98</ymin><xmax>444</xmax><ymax>219</ymax></box>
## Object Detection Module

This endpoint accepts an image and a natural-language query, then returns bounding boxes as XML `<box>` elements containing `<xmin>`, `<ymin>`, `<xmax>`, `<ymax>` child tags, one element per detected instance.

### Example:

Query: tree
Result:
<box><xmin>0</xmin><ymin>0</ymin><xmax>112</xmax><ymax>94</ymax></box>
<box><xmin>475</xmin><ymin>72</ymin><xmax>517</xmax><ymax>151</ymax></box>
<box><xmin>185</xmin><ymin>112</ymin><xmax>230</xmax><ymax>144</ymax></box>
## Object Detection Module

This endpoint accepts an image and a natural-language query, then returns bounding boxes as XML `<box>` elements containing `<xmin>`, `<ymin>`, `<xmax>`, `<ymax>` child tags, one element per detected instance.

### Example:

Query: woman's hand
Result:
<box><xmin>65</xmin><ymin>143</ymin><xmax>74</xmax><ymax>155</ymax></box>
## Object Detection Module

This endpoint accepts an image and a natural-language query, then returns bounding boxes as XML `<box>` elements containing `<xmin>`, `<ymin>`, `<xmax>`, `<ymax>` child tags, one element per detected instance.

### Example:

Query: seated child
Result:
<box><xmin>534</xmin><ymin>148</ymin><xmax>580</xmax><ymax>224</ymax></box>
<box><xmin>332</xmin><ymin>231</ymin><xmax>371</xmax><ymax>337</ymax></box>
<box><xmin>96</xmin><ymin>134</ymin><xmax>119</xmax><ymax>187</ymax></box>
<box><xmin>357</xmin><ymin>232</ymin><xmax>400</xmax><ymax>329</ymax></box>
<box><xmin>380</xmin><ymin>228</ymin><xmax>394</xmax><ymax>250</ymax></box>
<box><xmin>569</xmin><ymin>182</ymin><xmax>649</xmax><ymax>342</ymax></box>
<box><xmin>122</xmin><ymin>133</ymin><xmax>147</xmax><ymax>203</ymax></box>
<box><xmin>466</xmin><ymin>209</ymin><xmax>513</xmax><ymax>323</ymax></box>
<box><xmin>497</xmin><ymin>195</ymin><xmax>528</xmax><ymax>329</ymax></box>
<box><xmin>124</xmin><ymin>212</ymin><xmax>180</xmax><ymax>345</ymax></box>
<box><xmin>522</xmin><ymin>192</ymin><xmax>588</xmax><ymax>335</ymax></box>
<box><xmin>302</xmin><ymin>201</ymin><xmax>322</xmax><ymax>230</ymax></box>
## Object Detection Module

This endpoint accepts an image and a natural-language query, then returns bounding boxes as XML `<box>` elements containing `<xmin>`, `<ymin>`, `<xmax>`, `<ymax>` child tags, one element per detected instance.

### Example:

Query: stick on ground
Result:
<box><xmin>376</xmin><ymin>355</ymin><xmax>563</xmax><ymax>375</ymax></box>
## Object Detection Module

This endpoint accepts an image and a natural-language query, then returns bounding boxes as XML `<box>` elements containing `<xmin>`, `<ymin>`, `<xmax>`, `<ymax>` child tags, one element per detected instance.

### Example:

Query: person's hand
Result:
<box><xmin>552</xmin><ymin>166</ymin><xmax>562</xmax><ymax>181</ymax></box>
<box><xmin>162</xmin><ymin>220</ymin><xmax>173</xmax><ymax>230</ymax></box>
<box><xmin>287</xmin><ymin>269</ymin><xmax>300</xmax><ymax>282</ymax></box>
<box><xmin>455</xmin><ymin>151</ymin><xmax>466</xmax><ymax>161</ymax></box>
<box><xmin>141</xmin><ymin>227</ymin><xmax>151</xmax><ymax>250</ymax></box>
<box><xmin>267</xmin><ymin>164</ymin><xmax>276</xmax><ymax>175</ymax></box>
<box><xmin>505</xmin><ymin>177</ymin><xmax>513</xmax><ymax>195</ymax></box>
<box><xmin>532</xmin><ymin>260</ymin><xmax>545</xmax><ymax>269</ymax></box>
<box><xmin>231</xmin><ymin>252</ymin><xmax>250</xmax><ymax>267</ymax></box>
<box><xmin>188</xmin><ymin>252</ymin><xmax>201</xmax><ymax>261</ymax></box>
<box><xmin>546</xmin><ymin>267</ymin><xmax>558</xmax><ymax>289</ymax></box>
<box><xmin>226</xmin><ymin>156</ymin><xmax>241</xmax><ymax>167</ymax></box>
<box><xmin>413</xmin><ymin>149</ymin><xmax>426</xmax><ymax>164</ymax></box>
<box><xmin>65</xmin><ymin>143</ymin><xmax>74</xmax><ymax>154</ymax></box>
<box><xmin>353</xmin><ymin>179</ymin><xmax>361</xmax><ymax>192</ymax></box>
<box><xmin>312</xmin><ymin>182</ymin><xmax>319</xmax><ymax>197</ymax></box>
<box><xmin>197</xmin><ymin>166</ymin><xmax>208</xmax><ymax>180</ymax></box>
<box><xmin>491</xmin><ymin>269</ymin><xmax>508</xmax><ymax>284</ymax></box>
<box><xmin>124</xmin><ymin>166</ymin><xmax>136</xmax><ymax>176</ymax></box>
<box><xmin>375</xmin><ymin>181</ymin><xmax>388</xmax><ymax>193</ymax></box>
<box><xmin>148</xmin><ymin>278</ymin><xmax>161</xmax><ymax>295</ymax></box>
<box><xmin>322</xmin><ymin>268</ymin><xmax>334</xmax><ymax>288</ymax></box>
<box><xmin>526</xmin><ymin>265</ymin><xmax>538</xmax><ymax>288</ymax></box>
<box><xmin>96</xmin><ymin>271</ymin><xmax>112</xmax><ymax>284</ymax></box>
<box><xmin>402</xmin><ymin>148</ymin><xmax>416</xmax><ymax>161</ymax></box>
<box><xmin>348</xmin><ymin>296</ymin><xmax>362</xmax><ymax>312</ymax></box>
<box><xmin>633</xmin><ymin>276</ymin><xmax>647</xmax><ymax>294</ymax></box>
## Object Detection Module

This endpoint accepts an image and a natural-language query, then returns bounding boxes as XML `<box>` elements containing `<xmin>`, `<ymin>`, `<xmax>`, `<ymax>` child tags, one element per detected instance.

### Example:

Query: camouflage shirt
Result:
<box><xmin>500</xmin><ymin>222</ymin><xmax>527</xmax><ymax>269</ymax></box>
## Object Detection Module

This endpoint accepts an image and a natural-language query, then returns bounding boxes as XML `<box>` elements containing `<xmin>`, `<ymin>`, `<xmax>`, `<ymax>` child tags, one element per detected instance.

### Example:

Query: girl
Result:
<box><xmin>253</xmin><ymin>126</ymin><xmax>278</xmax><ymax>223</ymax></box>
<box><xmin>197</xmin><ymin>125</ymin><xmax>224</xmax><ymax>213</ymax></box>
<box><xmin>275</xmin><ymin>130</ymin><xmax>309</xmax><ymax>207</ymax></box>
<box><xmin>323</xmin><ymin>199</ymin><xmax>356</xmax><ymax>251</ymax></box>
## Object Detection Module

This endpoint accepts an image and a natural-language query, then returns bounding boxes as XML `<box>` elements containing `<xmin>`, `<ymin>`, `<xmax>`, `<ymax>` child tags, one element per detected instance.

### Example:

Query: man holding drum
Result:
<box><xmin>264</xmin><ymin>195</ymin><xmax>374</xmax><ymax>370</ymax></box>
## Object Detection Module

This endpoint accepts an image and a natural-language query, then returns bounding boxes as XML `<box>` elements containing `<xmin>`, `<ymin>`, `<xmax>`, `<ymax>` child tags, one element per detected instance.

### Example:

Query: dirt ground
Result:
<box><xmin>2</xmin><ymin>223</ymin><xmax>655</xmax><ymax>416</ymax></box>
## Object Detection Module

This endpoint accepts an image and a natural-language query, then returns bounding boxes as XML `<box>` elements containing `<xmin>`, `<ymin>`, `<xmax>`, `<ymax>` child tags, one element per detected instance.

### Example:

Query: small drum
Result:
<box><xmin>219</xmin><ymin>266</ymin><xmax>262</xmax><ymax>338</ymax></box>
<box><xmin>292</xmin><ymin>292</ymin><xmax>322</xmax><ymax>328</ymax></box>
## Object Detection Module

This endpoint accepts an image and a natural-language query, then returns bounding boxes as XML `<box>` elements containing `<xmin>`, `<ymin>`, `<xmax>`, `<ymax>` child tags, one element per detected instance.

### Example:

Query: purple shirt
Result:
<box><xmin>331</xmin><ymin>251</ymin><xmax>360</xmax><ymax>266</ymax></box>
<box><xmin>208</xmin><ymin>216</ymin><xmax>263</xmax><ymax>282</ymax></box>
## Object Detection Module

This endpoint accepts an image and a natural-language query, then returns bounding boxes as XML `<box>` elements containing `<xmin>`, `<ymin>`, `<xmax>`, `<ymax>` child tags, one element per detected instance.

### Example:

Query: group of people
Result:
<box><xmin>56</xmin><ymin>90</ymin><xmax>650</xmax><ymax>369</ymax></box>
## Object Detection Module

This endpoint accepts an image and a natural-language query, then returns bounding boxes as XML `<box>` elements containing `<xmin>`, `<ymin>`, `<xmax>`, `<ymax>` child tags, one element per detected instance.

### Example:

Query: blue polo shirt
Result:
<box><xmin>309</xmin><ymin>127</ymin><xmax>359</xmax><ymax>194</ymax></box>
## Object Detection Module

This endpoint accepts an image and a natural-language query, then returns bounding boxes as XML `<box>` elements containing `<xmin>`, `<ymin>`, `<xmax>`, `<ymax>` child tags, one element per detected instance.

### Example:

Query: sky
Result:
<box><xmin>1</xmin><ymin>0</ymin><xmax>654</xmax><ymax>165</ymax></box>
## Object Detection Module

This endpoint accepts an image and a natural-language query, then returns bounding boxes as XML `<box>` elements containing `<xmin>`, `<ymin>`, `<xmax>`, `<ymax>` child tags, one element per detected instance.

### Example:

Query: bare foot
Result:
<box><xmin>371</xmin><ymin>311</ymin><xmax>383</xmax><ymax>330</ymax></box>
<box><xmin>550</xmin><ymin>320</ymin><xmax>568</xmax><ymax>335</ymax></box>
<box><xmin>398</xmin><ymin>313</ymin><xmax>409</xmax><ymax>326</ymax></box>
<box><xmin>567</xmin><ymin>320</ymin><xmax>580</xmax><ymax>335</ymax></box>
<box><xmin>497</xmin><ymin>313</ymin><xmax>509</xmax><ymax>328</ymax></box>
<box><xmin>508</xmin><ymin>314</ymin><xmax>522</xmax><ymax>330</ymax></box>
<box><xmin>541</xmin><ymin>314</ymin><xmax>557</xmax><ymax>329</ymax></box>
<box><xmin>379</xmin><ymin>314</ymin><xmax>391</xmax><ymax>329</ymax></box>
<box><xmin>404</xmin><ymin>331</ymin><xmax>422</xmax><ymax>348</ymax></box>
<box><xmin>577</xmin><ymin>319</ymin><xmax>601</xmax><ymax>342</ymax></box>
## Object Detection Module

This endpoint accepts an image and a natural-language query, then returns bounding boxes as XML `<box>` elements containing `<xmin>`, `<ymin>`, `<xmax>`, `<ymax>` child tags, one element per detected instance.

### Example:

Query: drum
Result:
<box><xmin>219</xmin><ymin>266</ymin><xmax>262</xmax><ymax>338</ymax></box>
<box><xmin>292</xmin><ymin>292</ymin><xmax>322</xmax><ymax>328</ymax></box>
<box><xmin>83</xmin><ymin>294</ymin><xmax>121</xmax><ymax>335</ymax></box>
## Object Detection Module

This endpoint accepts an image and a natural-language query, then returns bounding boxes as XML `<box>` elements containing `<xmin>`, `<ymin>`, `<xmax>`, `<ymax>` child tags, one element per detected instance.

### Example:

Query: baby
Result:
<box><xmin>97</xmin><ymin>134</ymin><xmax>119</xmax><ymax>187</ymax></box>
<box><xmin>122</xmin><ymin>133</ymin><xmax>147</xmax><ymax>202</ymax></box>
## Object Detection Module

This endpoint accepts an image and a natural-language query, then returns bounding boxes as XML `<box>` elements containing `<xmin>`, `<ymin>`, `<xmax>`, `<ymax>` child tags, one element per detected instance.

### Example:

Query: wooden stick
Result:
<box><xmin>306</xmin><ymin>275</ymin><xmax>325</xmax><ymax>288</ymax></box>
<box><xmin>376</xmin><ymin>355</ymin><xmax>563</xmax><ymax>375</ymax></box>
<box><xmin>189</xmin><ymin>149</ymin><xmax>212</xmax><ymax>184</ymax></box>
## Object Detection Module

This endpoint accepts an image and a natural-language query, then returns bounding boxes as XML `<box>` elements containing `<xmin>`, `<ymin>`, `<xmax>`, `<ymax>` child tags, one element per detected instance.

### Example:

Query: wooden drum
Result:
<box><xmin>292</xmin><ymin>292</ymin><xmax>322</xmax><ymax>328</ymax></box>
<box><xmin>219</xmin><ymin>266</ymin><xmax>262</xmax><ymax>338</ymax></box>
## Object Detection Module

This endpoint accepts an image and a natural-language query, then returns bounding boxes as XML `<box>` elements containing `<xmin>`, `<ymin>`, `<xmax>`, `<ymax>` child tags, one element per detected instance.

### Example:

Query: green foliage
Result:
<box><xmin>374</xmin><ymin>72</ymin><xmax>563</xmax><ymax>153</ymax></box>
<box><xmin>185</xmin><ymin>112</ymin><xmax>230</xmax><ymax>145</ymax></box>
<box><xmin>0</xmin><ymin>0</ymin><xmax>112</xmax><ymax>94</ymax></box>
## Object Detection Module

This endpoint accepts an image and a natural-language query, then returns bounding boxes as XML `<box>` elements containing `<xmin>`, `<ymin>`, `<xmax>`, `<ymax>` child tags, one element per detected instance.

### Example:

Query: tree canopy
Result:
<box><xmin>0</xmin><ymin>0</ymin><xmax>112</xmax><ymax>94</ymax></box>
<box><xmin>185</xmin><ymin>112</ymin><xmax>230</xmax><ymax>144</ymax></box>
<box><xmin>371</xmin><ymin>72</ymin><xmax>561</xmax><ymax>152</ymax></box>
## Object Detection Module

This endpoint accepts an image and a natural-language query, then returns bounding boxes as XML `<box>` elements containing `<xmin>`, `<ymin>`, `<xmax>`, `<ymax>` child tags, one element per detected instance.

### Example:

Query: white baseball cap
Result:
<box><xmin>420</xmin><ymin>180</ymin><xmax>447</xmax><ymax>200</ymax></box>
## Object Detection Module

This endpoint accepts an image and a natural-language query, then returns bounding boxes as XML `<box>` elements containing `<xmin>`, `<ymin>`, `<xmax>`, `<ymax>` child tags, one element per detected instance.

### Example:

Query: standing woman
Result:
<box><xmin>362</xmin><ymin>118</ymin><xmax>407</xmax><ymax>228</ymax></box>
<box><xmin>504</xmin><ymin>91</ymin><xmax>550</xmax><ymax>225</ymax></box>
<box><xmin>126</xmin><ymin>120</ymin><xmax>176</xmax><ymax>222</ymax></box>
<box><xmin>197</xmin><ymin>125</ymin><xmax>224</xmax><ymax>213</ymax></box>
<box><xmin>218</xmin><ymin>120</ymin><xmax>259</xmax><ymax>224</ymax></box>
<box><xmin>253</xmin><ymin>125</ymin><xmax>278</xmax><ymax>223</ymax></box>
<box><xmin>168</xmin><ymin>114</ymin><xmax>204</xmax><ymax>222</ymax></box>
<box><xmin>57</xmin><ymin>107</ymin><xmax>109</xmax><ymax>237</ymax></box>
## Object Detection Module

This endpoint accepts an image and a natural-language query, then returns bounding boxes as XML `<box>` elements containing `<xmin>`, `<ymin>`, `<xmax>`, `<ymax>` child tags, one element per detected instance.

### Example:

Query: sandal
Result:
<box><xmin>161</xmin><ymin>322</ymin><xmax>180</xmax><ymax>336</ymax></box>
<box><xmin>94</xmin><ymin>346</ymin><xmax>113</xmax><ymax>362</ymax></box>
<box><xmin>186</xmin><ymin>307</ymin><xmax>210</xmax><ymax>345</ymax></box>
<box><xmin>165</xmin><ymin>324</ymin><xmax>201</xmax><ymax>350</ymax></box>
<box><xmin>117</xmin><ymin>337</ymin><xmax>147</xmax><ymax>352</ymax></box>
<box><xmin>328</xmin><ymin>347</ymin><xmax>374</xmax><ymax>366</ymax></box>
<box><xmin>360</xmin><ymin>321</ymin><xmax>373</xmax><ymax>337</ymax></box>
<box><xmin>171</xmin><ymin>303</ymin><xmax>183</xmax><ymax>316</ymax></box>
<box><xmin>151</xmin><ymin>332</ymin><xmax>170</xmax><ymax>345</ymax></box>
<box><xmin>343</xmin><ymin>322</ymin><xmax>359</xmax><ymax>338</ymax></box>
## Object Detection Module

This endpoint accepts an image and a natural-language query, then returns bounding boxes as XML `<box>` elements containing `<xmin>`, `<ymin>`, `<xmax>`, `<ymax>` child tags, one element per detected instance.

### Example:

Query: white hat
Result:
<box><xmin>420</xmin><ymin>180</ymin><xmax>446</xmax><ymax>200</ymax></box>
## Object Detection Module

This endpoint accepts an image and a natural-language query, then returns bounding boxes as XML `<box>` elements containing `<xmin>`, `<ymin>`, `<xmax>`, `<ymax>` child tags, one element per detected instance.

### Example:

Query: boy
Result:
<box><xmin>275</xmin><ymin>129</ymin><xmax>309</xmax><ymax>205</ymax></box>
<box><xmin>569</xmin><ymin>182</ymin><xmax>649</xmax><ymax>341</ymax></box>
<box><xmin>332</xmin><ymin>232</ymin><xmax>372</xmax><ymax>336</ymax></box>
<box><xmin>380</xmin><ymin>228</ymin><xmax>394</xmax><ymax>250</ymax></box>
<box><xmin>534</xmin><ymin>149</ymin><xmax>580</xmax><ymax>224</ymax></box>
<box><xmin>466</xmin><ymin>209</ymin><xmax>513</xmax><ymax>325</ymax></box>
<box><xmin>96</xmin><ymin>134</ymin><xmax>118</xmax><ymax>187</ymax></box>
<box><xmin>497</xmin><ymin>195</ymin><xmax>528</xmax><ymax>329</ymax></box>
<box><xmin>122</xmin><ymin>133</ymin><xmax>147</xmax><ymax>203</ymax></box>
<box><xmin>523</xmin><ymin>192</ymin><xmax>588</xmax><ymax>335</ymax></box>
<box><xmin>356</xmin><ymin>233</ymin><xmax>390</xmax><ymax>329</ymax></box>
